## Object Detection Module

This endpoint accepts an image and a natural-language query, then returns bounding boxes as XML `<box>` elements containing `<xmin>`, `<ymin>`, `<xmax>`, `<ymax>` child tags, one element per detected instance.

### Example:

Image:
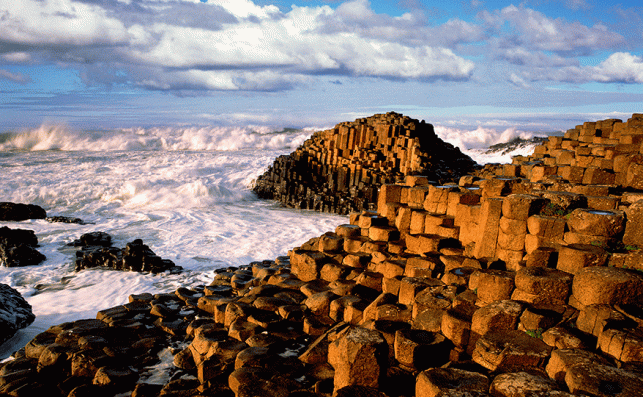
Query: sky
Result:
<box><xmin>1</xmin><ymin>0</ymin><xmax>642</xmax><ymax>132</ymax></box>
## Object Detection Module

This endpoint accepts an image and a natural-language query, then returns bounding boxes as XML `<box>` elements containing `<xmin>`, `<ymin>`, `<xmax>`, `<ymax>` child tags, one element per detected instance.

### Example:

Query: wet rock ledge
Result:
<box><xmin>252</xmin><ymin>112</ymin><xmax>477</xmax><ymax>215</ymax></box>
<box><xmin>3</xmin><ymin>114</ymin><xmax>643</xmax><ymax>396</ymax></box>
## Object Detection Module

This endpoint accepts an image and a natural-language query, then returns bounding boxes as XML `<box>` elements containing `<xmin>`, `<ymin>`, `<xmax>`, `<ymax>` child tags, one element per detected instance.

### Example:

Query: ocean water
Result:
<box><xmin>0</xmin><ymin>123</ymin><xmax>540</xmax><ymax>359</ymax></box>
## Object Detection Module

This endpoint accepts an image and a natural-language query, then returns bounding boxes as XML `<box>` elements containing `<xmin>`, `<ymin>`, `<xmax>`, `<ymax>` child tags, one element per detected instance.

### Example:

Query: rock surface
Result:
<box><xmin>4</xmin><ymin>114</ymin><xmax>643</xmax><ymax>396</ymax></box>
<box><xmin>72</xmin><ymin>232</ymin><xmax>182</xmax><ymax>274</ymax></box>
<box><xmin>0</xmin><ymin>202</ymin><xmax>46</xmax><ymax>221</ymax></box>
<box><xmin>0</xmin><ymin>284</ymin><xmax>35</xmax><ymax>345</ymax></box>
<box><xmin>253</xmin><ymin>112</ymin><xmax>477</xmax><ymax>215</ymax></box>
<box><xmin>0</xmin><ymin>226</ymin><xmax>46</xmax><ymax>267</ymax></box>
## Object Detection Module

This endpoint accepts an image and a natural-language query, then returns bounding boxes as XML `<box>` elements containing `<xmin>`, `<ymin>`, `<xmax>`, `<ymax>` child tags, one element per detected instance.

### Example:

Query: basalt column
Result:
<box><xmin>252</xmin><ymin>112</ymin><xmax>477</xmax><ymax>215</ymax></box>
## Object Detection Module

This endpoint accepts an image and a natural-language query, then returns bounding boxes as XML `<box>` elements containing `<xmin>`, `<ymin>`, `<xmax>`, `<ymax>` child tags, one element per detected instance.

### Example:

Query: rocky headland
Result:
<box><xmin>252</xmin><ymin>112</ymin><xmax>477</xmax><ymax>215</ymax></box>
<box><xmin>2</xmin><ymin>114</ymin><xmax>643</xmax><ymax>396</ymax></box>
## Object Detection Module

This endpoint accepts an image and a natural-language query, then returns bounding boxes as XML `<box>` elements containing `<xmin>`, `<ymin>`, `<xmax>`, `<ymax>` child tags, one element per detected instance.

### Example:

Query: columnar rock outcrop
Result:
<box><xmin>4</xmin><ymin>114</ymin><xmax>643</xmax><ymax>397</ymax></box>
<box><xmin>253</xmin><ymin>112</ymin><xmax>477</xmax><ymax>215</ymax></box>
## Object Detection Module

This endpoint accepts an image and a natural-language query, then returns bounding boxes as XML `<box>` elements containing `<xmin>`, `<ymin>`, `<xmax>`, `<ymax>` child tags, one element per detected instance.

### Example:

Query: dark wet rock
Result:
<box><xmin>0</xmin><ymin>284</ymin><xmax>35</xmax><ymax>345</ymax></box>
<box><xmin>0</xmin><ymin>226</ymin><xmax>46</xmax><ymax>267</ymax></box>
<box><xmin>72</xmin><ymin>233</ymin><xmax>182</xmax><ymax>274</ymax></box>
<box><xmin>0</xmin><ymin>202</ymin><xmax>46</xmax><ymax>221</ymax></box>
<box><xmin>46</xmin><ymin>216</ymin><xmax>85</xmax><ymax>225</ymax></box>
<box><xmin>69</xmin><ymin>232</ymin><xmax>112</xmax><ymax>248</ymax></box>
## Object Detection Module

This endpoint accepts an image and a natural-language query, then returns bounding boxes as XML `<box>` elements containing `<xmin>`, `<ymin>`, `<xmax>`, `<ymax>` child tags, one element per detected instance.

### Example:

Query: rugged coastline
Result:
<box><xmin>2</xmin><ymin>113</ymin><xmax>643</xmax><ymax>396</ymax></box>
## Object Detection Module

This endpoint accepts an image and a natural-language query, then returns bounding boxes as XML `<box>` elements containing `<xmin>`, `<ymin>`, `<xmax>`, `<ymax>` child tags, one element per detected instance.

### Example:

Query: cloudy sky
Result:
<box><xmin>1</xmin><ymin>0</ymin><xmax>642</xmax><ymax>132</ymax></box>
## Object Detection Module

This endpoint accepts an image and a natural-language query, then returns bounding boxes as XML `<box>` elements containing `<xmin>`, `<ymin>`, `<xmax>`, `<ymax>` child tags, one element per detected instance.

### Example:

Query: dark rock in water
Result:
<box><xmin>252</xmin><ymin>112</ymin><xmax>478</xmax><ymax>215</ymax></box>
<box><xmin>69</xmin><ymin>231</ymin><xmax>112</xmax><ymax>248</ymax></box>
<box><xmin>0</xmin><ymin>226</ymin><xmax>46</xmax><ymax>267</ymax></box>
<box><xmin>484</xmin><ymin>136</ymin><xmax>549</xmax><ymax>156</ymax></box>
<box><xmin>0</xmin><ymin>202</ymin><xmax>46</xmax><ymax>221</ymax></box>
<box><xmin>46</xmin><ymin>216</ymin><xmax>85</xmax><ymax>225</ymax></box>
<box><xmin>73</xmin><ymin>233</ymin><xmax>182</xmax><ymax>274</ymax></box>
<box><xmin>0</xmin><ymin>283</ymin><xmax>35</xmax><ymax>345</ymax></box>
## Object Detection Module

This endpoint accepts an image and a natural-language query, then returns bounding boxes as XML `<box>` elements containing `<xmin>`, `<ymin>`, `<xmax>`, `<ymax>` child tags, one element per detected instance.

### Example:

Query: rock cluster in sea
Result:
<box><xmin>0</xmin><ymin>226</ymin><xmax>46</xmax><ymax>267</ymax></box>
<box><xmin>252</xmin><ymin>112</ymin><xmax>477</xmax><ymax>215</ymax></box>
<box><xmin>72</xmin><ymin>232</ymin><xmax>183</xmax><ymax>274</ymax></box>
<box><xmin>3</xmin><ymin>113</ymin><xmax>643</xmax><ymax>396</ymax></box>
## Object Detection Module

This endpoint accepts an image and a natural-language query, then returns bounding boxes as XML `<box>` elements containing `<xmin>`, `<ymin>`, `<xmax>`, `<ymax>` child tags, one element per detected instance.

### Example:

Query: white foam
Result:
<box><xmin>433</xmin><ymin>125</ymin><xmax>546</xmax><ymax>164</ymax></box>
<box><xmin>0</xmin><ymin>145</ymin><xmax>346</xmax><ymax>359</ymax></box>
<box><xmin>0</xmin><ymin>124</ymin><xmax>312</xmax><ymax>152</ymax></box>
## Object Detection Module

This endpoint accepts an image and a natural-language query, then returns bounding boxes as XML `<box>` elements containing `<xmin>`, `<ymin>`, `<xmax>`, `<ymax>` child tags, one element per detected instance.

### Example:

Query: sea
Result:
<box><xmin>0</xmin><ymin>122</ymin><xmax>544</xmax><ymax>360</ymax></box>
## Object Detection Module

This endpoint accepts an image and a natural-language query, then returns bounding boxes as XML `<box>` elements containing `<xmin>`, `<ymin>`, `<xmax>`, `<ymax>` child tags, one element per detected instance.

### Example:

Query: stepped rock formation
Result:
<box><xmin>5</xmin><ymin>114</ymin><xmax>643</xmax><ymax>396</ymax></box>
<box><xmin>253</xmin><ymin>112</ymin><xmax>477</xmax><ymax>214</ymax></box>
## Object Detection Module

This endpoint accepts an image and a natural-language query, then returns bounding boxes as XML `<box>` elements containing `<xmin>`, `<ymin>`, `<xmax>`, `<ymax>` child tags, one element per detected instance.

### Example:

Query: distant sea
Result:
<box><xmin>0</xmin><ymin>122</ymin><xmax>545</xmax><ymax>359</ymax></box>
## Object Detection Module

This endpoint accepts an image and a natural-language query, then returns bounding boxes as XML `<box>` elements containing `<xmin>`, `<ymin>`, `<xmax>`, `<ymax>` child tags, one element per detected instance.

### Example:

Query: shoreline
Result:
<box><xmin>2</xmin><ymin>113</ymin><xmax>643</xmax><ymax>396</ymax></box>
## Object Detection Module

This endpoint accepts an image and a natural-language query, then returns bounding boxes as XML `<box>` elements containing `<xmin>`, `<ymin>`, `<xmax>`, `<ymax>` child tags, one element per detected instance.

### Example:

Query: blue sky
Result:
<box><xmin>1</xmin><ymin>0</ymin><xmax>642</xmax><ymax>132</ymax></box>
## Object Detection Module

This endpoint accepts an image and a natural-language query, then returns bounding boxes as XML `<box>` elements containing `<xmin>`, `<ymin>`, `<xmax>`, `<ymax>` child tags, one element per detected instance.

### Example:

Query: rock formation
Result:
<box><xmin>72</xmin><ymin>232</ymin><xmax>183</xmax><ymax>274</ymax></box>
<box><xmin>0</xmin><ymin>226</ymin><xmax>46</xmax><ymax>267</ymax></box>
<box><xmin>4</xmin><ymin>114</ymin><xmax>643</xmax><ymax>396</ymax></box>
<box><xmin>0</xmin><ymin>284</ymin><xmax>35</xmax><ymax>345</ymax></box>
<box><xmin>253</xmin><ymin>112</ymin><xmax>477</xmax><ymax>214</ymax></box>
<box><xmin>0</xmin><ymin>202</ymin><xmax>46</xmax><ymax>221</ymax></box>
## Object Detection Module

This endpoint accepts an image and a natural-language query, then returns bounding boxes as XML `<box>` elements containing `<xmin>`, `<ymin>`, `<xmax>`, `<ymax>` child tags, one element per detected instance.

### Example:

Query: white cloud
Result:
<box><xmin>1</xmin><ymin>52</ymin><xmax>31</xmax><ymax>63</ymax></box>
<box><xmin>0</xmin><ymin>69</ymin><xmax>31</xmax><ymax>83</ymax></box>
<box><xmin>509</xmin><ymin>73</ymin><xmax>531</xmax><ymax>89</ymax></box>
<box><xmin>0</xmin><ymin>0</ymin><xmax>129</xmax><ymax>46</ymax></box>
<box><xmin>592</xmin><ymin>52</ymin><xmax>643</xmax><ymax>83</ymax></box>
<box><xmin>0</xmin><ymin>0</ymin><xmax>476</xmax><ymax>92</ymax></box>
<box><xmin>519</xmin><ymin>52</ymin><xmax>643</xmax><ymax>84</ymax></box>
<box><xmin>499</xmin><ymin>5</ymin><xmax>624</xmax><ymax>55</ymax></box>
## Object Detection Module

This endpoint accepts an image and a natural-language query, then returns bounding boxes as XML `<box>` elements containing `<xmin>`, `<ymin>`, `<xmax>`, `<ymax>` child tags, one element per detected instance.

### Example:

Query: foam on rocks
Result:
<box><xmin>253</xmin><ymin>112</ymin><xmax>477</xmax><ymax>214</ymax></box>
<box><xmin>6</xmin><ymin>114</ymin><xmax>643</xmax><ymax>396</ymax></box>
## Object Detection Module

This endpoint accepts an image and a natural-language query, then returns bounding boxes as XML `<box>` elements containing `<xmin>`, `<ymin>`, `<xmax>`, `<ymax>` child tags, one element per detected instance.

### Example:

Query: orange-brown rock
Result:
<box><xmin>489</xmin><ymin>372</ymin><xmax>561</xmax><ymax>397</ymax></box>
<box><xmin>571</xmin><ymin>266</ymin><xmax>643</xmax><ymax>308</ymax></box>
<box><xmin>327</xmin><ymin>326</ymin><xmax>389</xmax><ymax>393</ymax></box>
<box><xmin>415</xmin><ymin>367</ymin><xmax>490</xmax><ymax>397</ymax></box>
<box><xmin>472</xmin><ymin>330</ymin><xmax>553</xmax><ymax>372</ymax></box>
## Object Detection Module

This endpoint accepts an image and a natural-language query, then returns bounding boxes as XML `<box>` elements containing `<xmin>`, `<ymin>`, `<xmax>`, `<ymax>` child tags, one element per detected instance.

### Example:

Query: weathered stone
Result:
<box><xmin>472</xmin><ymin>330</ymin><xmax>553</xmax><ymax>372</ymax></box>
<box><xmin>565</xmin><ymin>362</ymin><xmax>643</xmax><ymax>397</ymax></box>
<box><xmin>623</xmin><ymin>200</ymin><xmax>643</xmax><ymax>247</ymax></box>
<box><xmin>513</xmin><ymin>267</ymin><xmax>572</xmax><ymax>304</ymax></box>
<box><xmin>468</xmin><ymin>300</ymin><xmax>523</xmax><ymax>353</ymax></box>
<box><xmin>566</xmin><ymin>208</ymin><xmax>625</xmax><ymax>238</ymax></box>
<box><xmin>545</xmin><ymin>348</ymin><xmax>611</xmax><ymax>384</ymax></box>
<box><xmin>556</xmin><ymin>243</ymin><xmax>609</xmax><ymax>275</ymax></box>
<box><xmin>572</xmin><ymin>266</ymin><xmax>643</xmax><ymax>307</ymax></box>
<box><xmin>469</xmin><ymin>269</ymin><xmax>515</xmax><ymax>304</ymax></box>
<box><xmin>394</xmin><ymin>329</ymin><xmax>450</xmax><ymax>370</ymax></box>
<box><xmin>415</xmin><ymin>368</ymin><xmax>490</xmax><ymax>397</ymax></box>
<box><xmin>502</xmin><ymin>194</ymin><xmax>546</xmax><ymax>220</ymax></box>
<box><xmin>328</xmin><ymin>326</ymin><xmax>388</xmax><ymax>393</ymax></box>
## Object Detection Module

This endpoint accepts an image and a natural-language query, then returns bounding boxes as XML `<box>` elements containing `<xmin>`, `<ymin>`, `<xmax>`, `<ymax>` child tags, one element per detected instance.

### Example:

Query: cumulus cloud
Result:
<box><xmin>498</xmin><ymin>5</ymin><xmax>624</xmax><ymax>56</ymax></box>
<box><xmin>0</xmin><ymin>0</ymin><xmax>475</xmax><ymax>92</ymax></box>
<box><xmin>519</xmin><ymin>52</ymin><xmax>643</xmax><ymax>84</ymax></box>
<box><xmin>592</xmin><ymin>52</ymin><xmax>643</xmax><ymax>83</ymax></box>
